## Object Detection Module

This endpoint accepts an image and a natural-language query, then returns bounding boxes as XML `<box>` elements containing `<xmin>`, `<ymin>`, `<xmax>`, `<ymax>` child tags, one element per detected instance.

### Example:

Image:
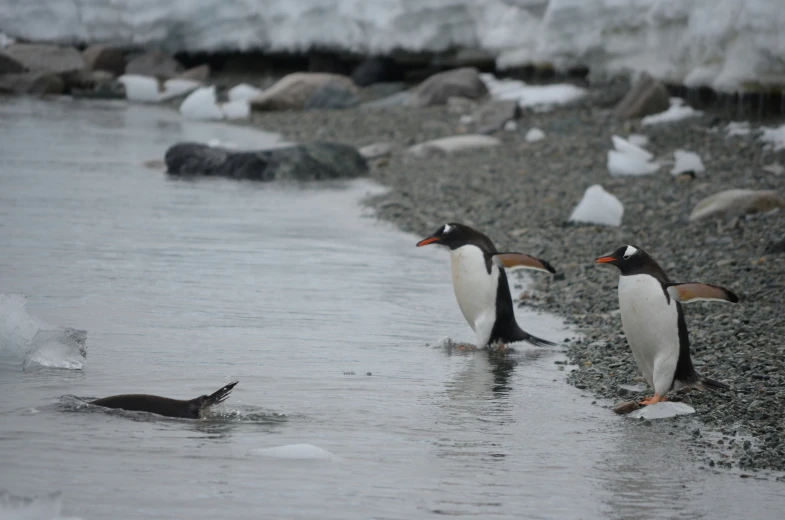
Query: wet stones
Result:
<box><xmin>125</xmin><ymin>50</ymin><xmax>184</xmax><ymax>78</ymax></box>
<box><xmin>251</xmin><ymin>72</ymin><xmax>358</xmax><ymax>111</ymax></box>
<box><xmin>614</xmin><ymin>72</ymin><xmax>670</xmax><ymax>119</ymax></box>
<box><xmin>407</xmin><ymin>67</ymin><xmax>489</xmax><ymax>108</ymax></box>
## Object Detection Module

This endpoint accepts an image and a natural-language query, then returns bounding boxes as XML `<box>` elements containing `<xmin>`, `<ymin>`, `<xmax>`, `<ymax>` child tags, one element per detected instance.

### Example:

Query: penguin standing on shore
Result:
<box><xmin>595</xmin><ymin>245</ymin><xmax>737</xmax><ymax>404</ymax></box>
<box><xmin>417</xmin><ymin>223</ymin><xmax>557</xmax><ymax>349</ymax></box>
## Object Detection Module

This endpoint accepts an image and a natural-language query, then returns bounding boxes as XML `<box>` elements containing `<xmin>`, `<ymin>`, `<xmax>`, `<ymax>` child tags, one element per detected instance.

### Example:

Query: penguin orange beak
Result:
<box><xmin>594</xmin><ymin>255</ymin><xmax>617</xmax><ymax>264</ymax></box>
<box><xmin>416</xmin><ymin>236</ymin><xmax>441</xmax><ymax>247</ymax></box>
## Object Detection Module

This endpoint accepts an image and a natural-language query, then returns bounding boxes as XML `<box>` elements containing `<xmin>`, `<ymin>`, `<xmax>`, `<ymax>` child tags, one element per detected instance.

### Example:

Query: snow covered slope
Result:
<box><xmin>1</xmin><ymin>0</ymin><xmax>783</xmax><ymax>92</ymax></box>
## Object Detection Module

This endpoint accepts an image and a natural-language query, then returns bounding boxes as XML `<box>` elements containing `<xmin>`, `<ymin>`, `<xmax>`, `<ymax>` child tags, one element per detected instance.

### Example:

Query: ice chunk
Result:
<box><xmin>569</xmin><ymin>185</ymin><xmax>624</xmax><ymax>227</ymax></box>
<box><xmin>253</xmin><ymin>444</ymin><xmax>336</xmax><ymax>460</ymax></box>
<box><xmin>607</xmin><ymin>136</ymin><xmax>659</xmax><ymax>176</ymax></box>
<box><xmin>227</xmin><ymin>83</ymin><xmax>263</xmax><ymax>102</ymax></box>
<box><xmin>671</xmin><ymin>149</ymin><xmax>705</xmax><ymax>175</ymax></box>
<box><xmin>118</xmin><ymin>75</ymin><xmax>199</xmax><ymax>103</ymax></box>
<box><xmin>0</xmin><ymin>293</ymin><xmax>41</xmax><ymax>361</ymax></box>
<box><xmin>726</xmin><ymin>121</ymin><xmax>751</xmax><ymax>137</ymax></box>
<box><xmin>627</xmin><ymin>134</ymin><xmax>649</xmax><ymax>147</ymax></box>
<box><xmin>220</xmin><ymin>99</ymin><xmax>251</xmax><ymax>120</ymax></box>
<box><xmin>23</xmin><ymin>328</ymin><xmax>87</xmax><ymax>371</ymax></box>
<box><xmin>179</xmin><ymin>87</ymin><xmax>224</xmax><ymax>120</ymax></box>
<box><xmin>480</xmin><ymin>74</ymin><xmax>586</xmax><ymax>109</ymax></box>
<box><xmin>760</xmin><ymin>124</ymin><xmax>785</xmax><ymax>151</ymax></box>
<box><xmin>642</xmin><ymin>98</ymin><xmax>702</xmax><ymax>126</ymax></box>
<box><xmin>525</xmin><ymin>128</ymin><xmax>545</xmax><ymax>142</ymax></box>
<box><xmin>629</xmin><ymin>402</ymin><xmax>696</xmax><ymax>420</ymax></box>
<box><xmin>0</xmin><ymin>490</ymin><xmax>83</xmax><ymax>520</ymax></box>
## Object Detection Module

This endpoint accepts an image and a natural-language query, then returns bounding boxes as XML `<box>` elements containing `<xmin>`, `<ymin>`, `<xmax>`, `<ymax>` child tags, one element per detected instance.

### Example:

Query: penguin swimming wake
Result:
<box><xmin>595</xmin><ymin>245</ymin><xmax>737</xmax><ymax>405</ymax></box>
<box><xmin>417</xmin><ymin>223</ymin><xmax>557</xmax><ymax>349</ymax></box>
<box><xmin>90</xmin><ymin>381</ymin><xmax>238</xmax><ymax>419</ymax></box>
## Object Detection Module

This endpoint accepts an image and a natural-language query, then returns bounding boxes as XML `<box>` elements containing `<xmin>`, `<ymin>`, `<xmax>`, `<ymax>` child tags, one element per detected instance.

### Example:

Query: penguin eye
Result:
<box><xmin>622</xmin><ymin>253</ymin><xmax>631</xmax><ymax>260</ymax></box>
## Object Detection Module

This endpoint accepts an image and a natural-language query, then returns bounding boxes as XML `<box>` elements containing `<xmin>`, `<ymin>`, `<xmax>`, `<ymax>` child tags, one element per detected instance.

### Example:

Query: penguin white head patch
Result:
<box><xmin>443</xmin><ymin>224</ymin><xmax>453</xmax><ymax>234</ymax></box>
<box><xmin>623</xmin><ymin>245</ymin><xmax>638</xmax><ymax>259</ymax></box>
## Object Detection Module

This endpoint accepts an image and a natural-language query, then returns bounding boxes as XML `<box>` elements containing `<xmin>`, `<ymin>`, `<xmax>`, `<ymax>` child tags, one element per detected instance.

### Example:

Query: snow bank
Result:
<box><xmin>569</xmin><ymin>185</ymin><xmax>623</xmax><ymax>227</ymax></box>
<box><xmin>607</xmin><ymin>135</ymin><xmax>659</xmax><ymax>176</ymax></box>
<box><xmin>642</xmin><ymin>98</ymin><xmax>702</xmax><ymax>126</ymax></box>
<box><xmin>1</xmin><ymin>1</ymin><xmax>782</xmax><ymax>92</ymax></box>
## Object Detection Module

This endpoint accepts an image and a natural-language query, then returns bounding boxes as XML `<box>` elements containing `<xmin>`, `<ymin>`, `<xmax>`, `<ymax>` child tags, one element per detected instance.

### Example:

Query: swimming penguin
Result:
<box><xmin>595</xmin><ymin>245</ymin><xmax>736</xmax><ymax>404</ymax></box>
<box><xmin>90</xmin><ymin>381</ymin><xmax>238</xmax><ymax>419</ymax></box>
<box><xmin>417</xmin><ymin>223</ymin><xmax>557</xmax><ymax>348</ymax></box>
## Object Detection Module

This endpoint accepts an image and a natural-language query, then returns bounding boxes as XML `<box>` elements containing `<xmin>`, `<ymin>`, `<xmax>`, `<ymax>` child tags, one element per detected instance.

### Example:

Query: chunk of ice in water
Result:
<box><xmin>629</xmin><ymin>402</ymin><xmax>695</xmax><ymax>420</ymax></box>
<box><xmin>23</xmin><ymin>328</ymin><xmax>87</xmax><ymax>371</ymax></box>
<box><xmin>253</xmin><ymin>444</ymin><xmax>336</xmax><ymax>460</ymax></box>
<box><xmin>0</xmin><ymin>490</ymin><xmax>84</xmax><ymax>520</ymax></box>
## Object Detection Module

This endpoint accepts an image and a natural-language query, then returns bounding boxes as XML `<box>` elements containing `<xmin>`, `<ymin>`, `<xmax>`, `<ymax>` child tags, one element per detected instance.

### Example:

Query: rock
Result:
<box><xmin>407</xmin><ymin>135</ymin><xmax>500</xmax><ymax>158</ymax></box>
<box><xmin>165</xmin><ymin>141</ymin><xmax>368</xmax><ymax>181</ymax></box>
<box><xmin>613</xmin><ymin>401</ymin><xmax>641</xmax><ymax>415</ymax></box>
<box><xmin>614</xmin><ymin>72</ymin><xmax>671</xmax><ymax>119</ymax></box>
<box><xmin>471</xmin><ymin>99</ymin><xmax>520</xmax><ymax>134</ymax></box>
<box><xmin>0</xmin><ymin>72</ymin><xmax>64</xmax><ymax>95</ymax></box>
<box><xmin>763</xmin><ymin>238</ymin><xmax>785</xmax><ymax>255</ymax></box>
<box><xmin>361</xmin><ymin>90</ymin><xmax>412</xmax><ymax>109</ymax></box>
<box><xmin>407</xmin><ymin>67</ymin><xmax>489</xmax><ymax>108</ymax></box>
<box><xmin>81</xmin><ymin>45</ymin><xmax>125</xmax><ymax>75</ymax></box>
<box><xmin>359</xmin><ymin>142</ymin><xmax>396</xmax><ymax>160</ymax></box>
<box><xmin>361</xmin><ymin>81</ymin><xmax>407</xmax><ymax>100</ymax></box>
<box><xmin>351</xmin><ymin>57</ymin><xmax>401</xmax><ymax>87</ymax></box>
<box><xmin>3</xmin><ymin>44</ymin><xmax>84</xmax><ymax>75</ymax></box>
<box><xmin>629</xmin><ymin>402</ymin><xmax>696</xmax><ymax>420</ymax></box>
<box><xmin>250</xmin><ymin>72</ymin><xmax>358</xmax><ymax>111</ymax></box>
<box><xmin>0</xmin><ymin>49</ymin><xmax>25</xmax><ymax>74</ymax></box>
<box><xmin>525</xmin><ymin>128</ymin><xmax>546</xmax><ymax>143</ymax></box>
<box><xmin>71</xmin><ymin>74</ymin><xmax>126</xmax><ymax>100</ymax></box>
<box><xmin>304</xmin><ymin>82</ymin><xmax>359</xmax><ymax>110</ymax></box>
<box><xmin>689</xmin><ymin>189</ymin><xmax>785</xmax><ymax>221</ymax></box>
<box><xmin>125</xmin><ymin>50</ymin><xmax>184</xmax><ymax>78</ymax></box>
<box><xmin>569</xmin><ymin>184</ymin><xmax>624</xmax><ymax>227</ymax></box>
<box><xmin>178</xmin><ymin>64</ymin><xmax>210</xmax><ymax>82</ymax></box>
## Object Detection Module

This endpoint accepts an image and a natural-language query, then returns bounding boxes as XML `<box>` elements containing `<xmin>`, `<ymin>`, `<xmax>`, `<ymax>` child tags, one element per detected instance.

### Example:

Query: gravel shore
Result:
<box><xmin>249</xmin><ymin>94</ymin><xmax>785</xmax><ymax>474</ymax></box>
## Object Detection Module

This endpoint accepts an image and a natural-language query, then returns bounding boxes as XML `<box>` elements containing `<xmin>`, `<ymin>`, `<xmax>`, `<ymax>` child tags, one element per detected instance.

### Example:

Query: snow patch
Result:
<box><xmin>180</xmin><ymin>87</ymin><xmax>251</xmax><ymax>121</ymax></box>
<box><xmin>117</xmin><ymin>75</ymin><xmax>200</xmax><ymax>103</ymax></box>
<box><xmin>627</xmin><ymin>134</ymin><xmax>649</xmax><ymax>148</ymax></box>
<box><xmin>480</xmin><ymin>73</ymin><xmax>586</xmax><ymax>109</ymax></box>
<box><xmin>227</xmin><ymin>83</ymin><xmax>263</xmax><ymax>102</ymax></box>
<box><xmin>760</xmin><ymin>124</ymin><xmax>785</xmax><ymax>151</ymax></box>
<box><xmin>629</xmin><ymin>402</ymin><xmax>696</xmax><ymax>420</ymax></box>
<box><xmin>525</xmin><ymin>127</ymin><xmax>545</xmax><ymax>142</ymax></box>
<box><xmin>253</xmin><ymin>444</ymin><xmax>336</xmax><ymax>460</ymax></box>
<box><xmin>671</xmin><ymin>149</ymin><xmax>705</xmax><ymax>175</ymax></box>
<box><xmin>725</xmin><ymin>121</ymin><xmax>751</xmax><ymax>137</ymax></box>
<box><xmin>607</xmin><ymin>135</ymin><xmax>659</xmax><ymax>176</ymax></box>
<box><xmin>642</xmin><ymin>98</ymin><xmax>702</xmax><ymax>126</ymax></box>
<box><xmin>569</xmin><ymin>185</ymin><xmax>624</xmax><ymax>227</ymax></box>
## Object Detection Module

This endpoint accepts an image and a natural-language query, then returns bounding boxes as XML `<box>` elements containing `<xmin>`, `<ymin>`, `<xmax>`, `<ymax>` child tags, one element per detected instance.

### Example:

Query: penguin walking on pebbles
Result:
<box><xmin>595</xmin><ymin>245</ymin><xmax>736</xmax><ymax>404</ymax></box>
<box><xmin>90</xmin><ymin>381</ymin><xmax>239</xmax><ymax>419</ymax></box>
<box><xmin>417</xmin><ymin>223</ymin><xmax>557</xmax><ymax>349</ymax></box>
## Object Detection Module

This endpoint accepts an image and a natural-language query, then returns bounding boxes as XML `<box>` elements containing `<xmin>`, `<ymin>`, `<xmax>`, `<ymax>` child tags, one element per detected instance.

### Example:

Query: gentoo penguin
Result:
<box><xmin>595</xmin><ymin>245</ymin><xmax>737</xmax><ymax>404</ymax></box>
<box><xmin>417</xmin><ymin>223</ymin><xmax>557</xmax><ymax>348</ymax></box>
<box><xmin>90</xmin><ymin>381</ymin><xmax>238</xmax><ymax>419</ymax></box>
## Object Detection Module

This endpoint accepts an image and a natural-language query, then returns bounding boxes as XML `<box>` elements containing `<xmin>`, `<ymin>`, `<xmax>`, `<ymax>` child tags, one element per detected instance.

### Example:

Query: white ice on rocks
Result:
<box><xmin>118</xmin><ymin>75</ymin><xmax>200</xmax><ymax>103</ymax></box>
<box><xmin>2</xmin><ymin>1</ymin><xmax>783</xmax><ymax>92</ymax></box>
<box><xmin>642</xmin><ymin>98</ymin><xmax>702</xmax><ymax>126</ymax></box>
<box><xmin>253</xmin><ymin>444</ymin><xmax>336</xmax><ymax>460</ymax></box>
<box><xmin>227</xmin><ymin>83</ymin><xmax>263</xmax><ymax>102</ymax></box>
<box><xmin>760</xmin><ymin>124</ymin><xmax>785</xmax><ymax>151</ymax></box>
<box><xmin>607</xmin><ymin>135</ymin><xmax>659</xmax><ymax>176</ymax></box>
<box><xmin>525</xmin><ymin>127</ymin><xmax>545</xmax><ymax>142</ymax></box>
<box><xmin>726</xmin><ymin>121</ymin><xmax>751</xmax><ymax>137</ymax></box>
<box><xmin>671</xmin><ymin>149</ymin><xmax>705</xmax><ymax>175</ymax></box>
<box><xmin>629</xmin><ymin>402</ymin><xmax>696</xmax><ymax>420</ymax></box>
<box><xmin>0</xmin><ymin>294</ymin><xmax>86</xmax><ymax>371</ymax></box>
<box><xmin>179</xmin><ymin>87</ymin><xmax>251</xmax><ymax>121</ymax></box>
<box><xmin>569</xmin><ymin>184</ymin><xmax>624</xmax><ymax>227</ymax></box>
<box><xmin>627</xmin><ymin>133</ymin><xmax>649</xmax><ymax>148</ymax></box>
<box><xmin>481</xmin><ymin>73</ymin><xmax>586</xmax><ymax>109</ymax></box>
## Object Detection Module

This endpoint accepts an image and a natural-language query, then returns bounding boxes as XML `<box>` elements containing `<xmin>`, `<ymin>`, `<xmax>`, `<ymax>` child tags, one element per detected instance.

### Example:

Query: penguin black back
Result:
<box><xmin>90</xmin><ymin>381</ymin><xmax>238</xmax><ymax>419</ymax></box>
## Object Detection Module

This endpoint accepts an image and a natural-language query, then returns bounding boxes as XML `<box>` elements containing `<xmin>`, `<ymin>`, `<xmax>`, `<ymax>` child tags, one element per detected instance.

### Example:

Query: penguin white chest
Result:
<box><xmin>618</xmin><ymin>274</ymin><xmax>680</xmax><ymax>389</ymax></box>
<box><xmin>449</xmin><ymin>245</ymin><xmax>499</xmax><ymax>346</ymax></box>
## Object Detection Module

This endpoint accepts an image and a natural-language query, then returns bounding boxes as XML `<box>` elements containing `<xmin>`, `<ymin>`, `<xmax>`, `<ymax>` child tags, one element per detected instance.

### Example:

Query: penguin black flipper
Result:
<box><xmin>700</xmin><ymin>378</ymin><xmax>730</xmax><ymax>391</ymax></box>
<box><xmin>492</xmin><ymin>253</ymin><xmax>556</xmax><ymax>275</ymax></box>
<box><xmin>515</xmin><ymin>328</ymin><xmax>557</xmax><ymax>347</ymax></box>
<box><xmin>664</xmin><ymin>282</ymin><xmax>739</xmax><ymax>304</ymax></box>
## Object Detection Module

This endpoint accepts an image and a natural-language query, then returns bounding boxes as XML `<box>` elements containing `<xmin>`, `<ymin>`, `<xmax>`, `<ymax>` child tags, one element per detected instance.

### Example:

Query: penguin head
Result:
<box><xmin>595</xmin><ymin>245</ymin><xmax>649</xmax><ymax>274</ymax></box>
<box><xmin>416</xmin><ymin>223</ymin><xmax>479</xmax><ymax>250</ymax></box>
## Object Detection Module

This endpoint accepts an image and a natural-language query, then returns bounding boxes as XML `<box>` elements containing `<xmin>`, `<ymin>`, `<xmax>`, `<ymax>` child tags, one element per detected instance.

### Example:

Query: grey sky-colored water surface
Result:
<box><xmin>0</xmin><ymin>99</ymin><xmax>783</xmax><ymax>520</ymax></box>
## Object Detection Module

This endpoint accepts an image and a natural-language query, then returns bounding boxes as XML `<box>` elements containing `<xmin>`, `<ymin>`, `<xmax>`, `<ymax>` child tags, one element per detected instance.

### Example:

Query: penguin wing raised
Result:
<box><xmin>491</xmin><ymin>253</ymin><xmax>556</xmax><ymax>274</ymax></box>
<box><xmin>664</xmin><ymin>283</ymin><xmax>739</xmax><ymax>304</ymax></box>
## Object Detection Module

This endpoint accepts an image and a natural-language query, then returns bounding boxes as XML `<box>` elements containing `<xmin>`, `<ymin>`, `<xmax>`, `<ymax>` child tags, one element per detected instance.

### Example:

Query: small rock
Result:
<box><xmin>178</xmin><ymin>64</ymin><xmax>210</xmax><ymax>82</ymax></box>
<box><xmin>407</xmin><ymin>135</ymin><xmax>500</xmax><ymax>158</ymax></box>
<box><xmin>471</xmin><ymin>100</ymin><xmax>520</xmax><ymax>134</ymax></box>
<box><xmin>351</xmin><ymin>57</ymin><xmax>401</xmax><ymax>87</ymax></box>
<box><xmin>614</xmin><ymin>72</ymin><xmax>671</xmax><ymax>119</ymax></box>
<box><xmin>125</xmin><ymin>50</ymin><xmax>184</xmax><ymax>78</ymax></box>
<box><xmin>674</xmin><ymin>171</ymin><xmax>696</xmax><ymax>183</ymax></box>
<box><xmin>689</xmin><ymin>189</ymin><xmax>785</xmax><ymax>221</ymax></box>
<box><xmin>0</xmin><ymin>72</ymin><xmax>64</xmax><ymax>95</ymax></box>
<box><xmin>4</xmin><ymin>43</ymin><xmax>85</xmax><ymax>75</ymax></box>
<box><xmin>629</xmin><ymin>402</ymin><xmax>696</xmax><ymax>420</ymax></box>
<box><xmin>764</xmin><ymin>238</ymin><xmax>785</xmax><ymax>255</ymax></box>
<box><xmin>359</xmin><ymin>142</ymin><xmax>396</xmax><ymax>160</ymax></box>
<box><xmin>81</xmin><ymin>45</ymin><xmax>125</xmax><ymax>75</ymax></box>
<box><xmin>304</xmin><ymin>81</ymin><xmax>359</xmax><ymax>110</ymax></box>
<box><xmin>251</xmin><ymin>72</ymin><xmax>357</xmax><ymax>111</ymax></box>
<box><xmin>613</xmin><ymin>401</ymin><xmax>641</xmax><ymax>415</ymax></box>
<box><xmin>407</xmin><ymin>67</ymin><xmax>489</xmax><ymax>108</ymax></box>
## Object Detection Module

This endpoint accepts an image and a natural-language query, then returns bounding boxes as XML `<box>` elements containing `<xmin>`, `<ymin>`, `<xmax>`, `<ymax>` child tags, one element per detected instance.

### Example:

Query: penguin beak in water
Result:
<box><xmin>416</xmin><ymin>235</ymin><xmax>442</xmax><ymax>247</ymax></box>
<box><xmin>594</xmin><ymin>255</ymin><xmax>618</xmax><ymax>265</ymax></box>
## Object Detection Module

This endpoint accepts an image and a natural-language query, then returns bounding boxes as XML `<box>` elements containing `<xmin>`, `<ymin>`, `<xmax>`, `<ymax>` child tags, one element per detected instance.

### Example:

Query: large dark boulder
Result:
<box><xmin>165</xmin><ymin>142</ymin><xmax>368</xmax><ymax>181</ymax></box>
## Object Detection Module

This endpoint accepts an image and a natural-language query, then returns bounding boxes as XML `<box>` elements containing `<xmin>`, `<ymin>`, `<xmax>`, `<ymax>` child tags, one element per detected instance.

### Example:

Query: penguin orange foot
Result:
<box><xmin>639</xmin><ymin>394</ymin><xmax>668</xmax><ymax>405</ymax></box>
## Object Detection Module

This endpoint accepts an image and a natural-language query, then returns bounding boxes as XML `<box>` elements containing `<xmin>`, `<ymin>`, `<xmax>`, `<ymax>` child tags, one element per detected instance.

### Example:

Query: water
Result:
<box><xmin>1</xmin><ymin>99</ymin><xmax>783</xmax><ymax>520</ymax></box>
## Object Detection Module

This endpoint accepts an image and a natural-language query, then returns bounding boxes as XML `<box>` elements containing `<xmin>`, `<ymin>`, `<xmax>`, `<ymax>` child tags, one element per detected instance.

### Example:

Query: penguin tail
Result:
<box><xmin>201</xmin><ymin>380</ymin><xmax>239</xmax><ymax>408</ymax></box>
<box><xmin>699</xmin><ymin>378</ymin><xmax>730</xmax><ymax>391</ymax></box>
<box><xmin>520</xmin><ymin>331</ymin><xmax>558</xmax><ymax>348</ymax></box>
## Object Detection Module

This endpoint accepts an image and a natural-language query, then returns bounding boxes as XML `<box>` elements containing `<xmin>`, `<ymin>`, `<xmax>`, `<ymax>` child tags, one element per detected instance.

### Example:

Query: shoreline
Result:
<box><xmin>246</xmin><ymin>94</ymin><xmax>785</xmax><ymax>475</ymax></box>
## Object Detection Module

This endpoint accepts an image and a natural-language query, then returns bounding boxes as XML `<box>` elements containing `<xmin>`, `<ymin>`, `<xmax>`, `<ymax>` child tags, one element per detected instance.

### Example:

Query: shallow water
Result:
<box><xmin>0</xmin><ymin>99</ymin><xmax>783</xmax><ymax>520</ymax></box>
